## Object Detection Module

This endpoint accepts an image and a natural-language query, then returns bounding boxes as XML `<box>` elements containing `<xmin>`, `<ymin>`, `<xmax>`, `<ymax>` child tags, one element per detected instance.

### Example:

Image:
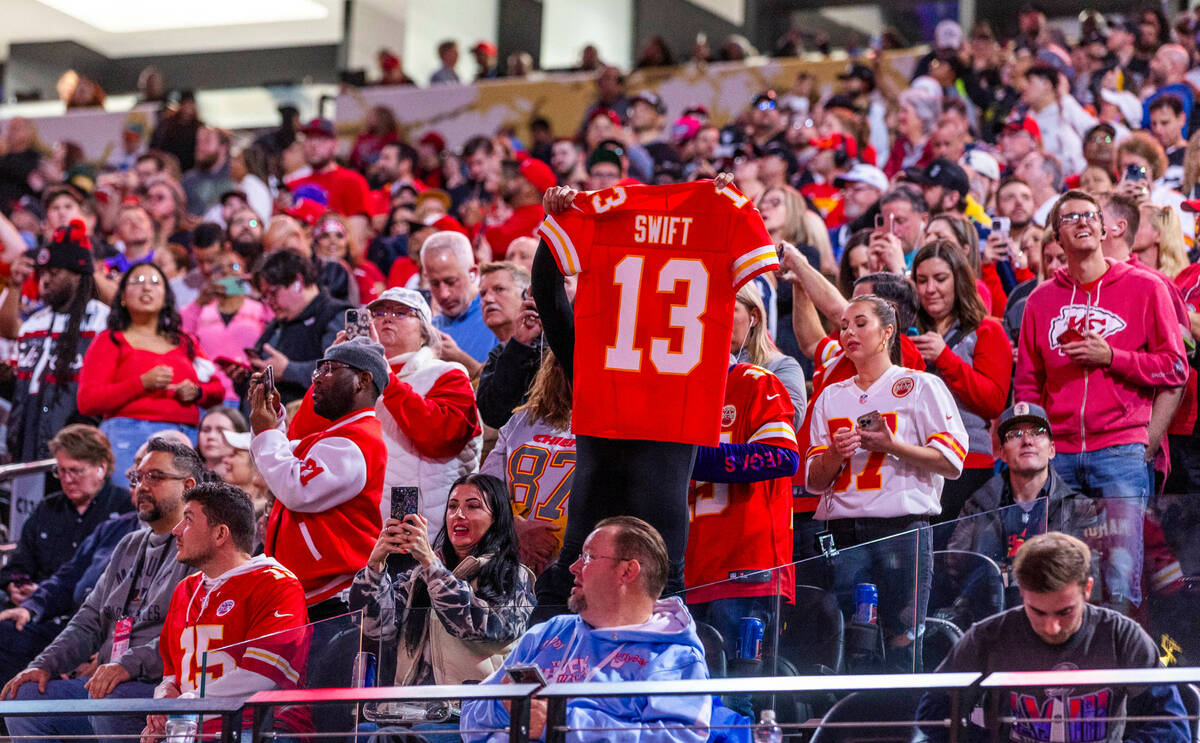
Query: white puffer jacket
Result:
<box><xmin>376</xmin><ymin>346</ymin><xmax>482</xmax><ymax>537</ymax></box>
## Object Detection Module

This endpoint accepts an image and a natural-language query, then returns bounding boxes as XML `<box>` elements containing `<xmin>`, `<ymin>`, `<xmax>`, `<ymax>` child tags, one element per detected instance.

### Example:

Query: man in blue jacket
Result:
<box><xmin>460</xmin><ymin>516</ymin><xmax>710</xmax><ymax>743</ymax></box>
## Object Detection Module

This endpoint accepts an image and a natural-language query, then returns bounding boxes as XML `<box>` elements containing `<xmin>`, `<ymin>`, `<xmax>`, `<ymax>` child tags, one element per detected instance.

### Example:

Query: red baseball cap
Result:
<box><xmin>1002</xmin><ymin>113</ymin><xmax>1042</xmax><ymax>145</ymax></box>
<box><xmin>284</xmin><ymin>197</ymin><xmax>326</xmax><ymax>226</ymax></box>
<box><xmin>517</xmin><ymin>155</ymin><xmax>557</xmax><ymax>193</ymax></box>
<box><xmin>430</xmin><ymin>215</ymin><xmax>469</xmax><ymax>236</ymax></box>
<box><xmin>418</xmin><ymin>131</ymin><xmax>447</xmax><ymax>153</ymax></box>
<box><xmin>472</xmin><ymin>41</ymin><xmax>498</xmax><ymax>56</ymax></box>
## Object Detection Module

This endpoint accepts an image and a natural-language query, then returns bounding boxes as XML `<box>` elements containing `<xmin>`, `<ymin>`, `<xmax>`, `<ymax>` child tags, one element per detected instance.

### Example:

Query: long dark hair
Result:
<box><xmin>402</xmin><ymin>473</ymin><xmax>522</xmax><ymax>653</ymax></box>
<box><xmin>107</xmin><ymin>262</ymin><xmax>193</xmax><ymax>358</ymax></box>
<box><xmin>51</xmin><ymin>270</ymin><xmax>96</xmax><ymax>390</ymax></box>
<box><xmin>911</xmin><ymin>240</ymin><xmax>987</xmax><ymax>336</ymax></box>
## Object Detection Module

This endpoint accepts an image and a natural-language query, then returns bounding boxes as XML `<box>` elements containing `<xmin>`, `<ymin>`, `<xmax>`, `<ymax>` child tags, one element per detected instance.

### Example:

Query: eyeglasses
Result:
<box><xmin>1088</xmin><ymin>135</ymin><xmax>1113</xmax><ymax>144</ymax></box>
<box><xmin>372</xmin><ymin>306</ymin><xmax>421</xmax><ymax>320</ymax></box>
<box><xmin>127</xmin><ymin>469</ymin><xmax>189</xmax><ymax>488</ymax></box>
<box><xmin>1059</xmin><ymin>210</ymin><xmax>1101</xmax><ymax>226</ymax></box>
<box><xmin>128</xmin><ymin>273</ymin><xmax>163</xmax><ymax>285</ymax></box>
<box><xmin>213</xmin><ymin>263</ymin><xmax>244</xmax><ymax>276</ymax></box>
<box><xmin>1001</xmin><ymin>426</ymin><xmax>1050</xmax><ymax>444</ymax></box>
<box><xmin>52</xmin><ymin>463</ymin><xmax>95</xmax><ymax>480</ymax></box>
<box><xmin>755</xmin><ymin>99</ymin><xmax>777</xmax><ymax>111</ymax></box>
<box><xmin>579</xmin><ymin>552</ymin><xmax>631</xmax><ymax>566</ymax></box>
<box><xmin>312</xmin><ymin>361</ymin><xmax>353</xmax><ymax>380</ymax></box>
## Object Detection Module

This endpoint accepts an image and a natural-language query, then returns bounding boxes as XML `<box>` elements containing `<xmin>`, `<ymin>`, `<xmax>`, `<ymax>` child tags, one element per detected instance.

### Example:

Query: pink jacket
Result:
<box><xmin>1014</xmin><ymin>259</ymin><xmax>1187</xmax><ymax>454</ymax></box>
<box><xmin>181</xmin><ymin>298</ymin><xmax>274</xmax><ymax>401</ymax></box>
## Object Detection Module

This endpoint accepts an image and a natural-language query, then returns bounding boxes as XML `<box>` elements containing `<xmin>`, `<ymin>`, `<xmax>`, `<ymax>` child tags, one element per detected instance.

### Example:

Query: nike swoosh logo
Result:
<box><xmin>766</xmin><ymin>393</ymin><xmax>780</xmax><ymax>400</ymax></box>
<box><xmin>273</xmin><ymin>611</ymin><xmax>292</xmax><ymax>619</ymax></box>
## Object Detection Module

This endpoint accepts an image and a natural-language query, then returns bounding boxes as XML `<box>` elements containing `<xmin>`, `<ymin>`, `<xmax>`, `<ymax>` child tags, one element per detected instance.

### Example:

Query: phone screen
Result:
<box><xmin>391</xmin><ymin>487</ymin><xmax>419</xmax><ymax>522</ymax></box>
<box><xmin>505</xmin><ymin>664</ymin><xmax>547</xmax><ymax>685</ymax></box>
<box><xmin>261</xmin><ymin>365</ymin><xmax>275</xmax><ymax>398</ymax></box>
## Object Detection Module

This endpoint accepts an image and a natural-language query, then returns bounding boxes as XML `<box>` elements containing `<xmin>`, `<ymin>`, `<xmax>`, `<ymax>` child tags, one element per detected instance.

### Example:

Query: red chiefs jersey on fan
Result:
<box><xmin>686</xmin><ymin>364</ymin><xmax>798</xmax><ymax>604</ymax></box>
<box><xmin>160</xmin><ymin>556</ymin><xmax>310</xmax><ymax>701</ymax></box>
<box><xmin>538</xmin><ymin>181</ymin><xmax>777</xmax><ymax>445</ymax></box>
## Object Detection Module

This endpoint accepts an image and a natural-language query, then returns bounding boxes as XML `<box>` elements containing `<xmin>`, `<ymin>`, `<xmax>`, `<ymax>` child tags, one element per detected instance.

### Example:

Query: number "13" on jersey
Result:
<box><xmin>600</xmin><ymin>184</ymin><xmax>749</xmax><ymax>375</ymax></box>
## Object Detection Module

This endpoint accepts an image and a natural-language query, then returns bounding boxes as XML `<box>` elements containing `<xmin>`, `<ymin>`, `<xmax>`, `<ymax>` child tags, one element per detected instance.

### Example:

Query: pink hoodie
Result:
<box><xmin>1014</xmin><ymin>258</ymin><xmax>1187</xmax><ymax>454</ymax></box>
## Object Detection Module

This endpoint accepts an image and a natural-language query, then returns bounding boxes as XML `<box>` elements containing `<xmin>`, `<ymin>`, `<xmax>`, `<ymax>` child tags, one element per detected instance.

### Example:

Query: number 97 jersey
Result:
<box><xmin>538</xmin><ymin>181</ymin><xmax>777</xmax><ymax>446</ymax></box>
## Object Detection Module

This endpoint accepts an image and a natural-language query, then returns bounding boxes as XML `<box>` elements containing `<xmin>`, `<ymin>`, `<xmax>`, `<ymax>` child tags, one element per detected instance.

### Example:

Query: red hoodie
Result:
<box><xmin>1014</xmin><ymin>259</ymin><xmax>1187</xmax><ymax>454</ymax></box>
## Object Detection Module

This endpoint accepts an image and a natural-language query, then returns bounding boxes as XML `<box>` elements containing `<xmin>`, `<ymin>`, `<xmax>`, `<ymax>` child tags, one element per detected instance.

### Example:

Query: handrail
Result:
<box><xmin>243</xmin><ymin>683</ymin><xmax>542</xmax><ymax>743</ymax></box>
<box><xmin>0</xmin><ymin>459</ymin><xmax>55</xmax><ymax>480</ymax></box>
<box><xmin>0</xmin><ymin>695</ymin><xmax>245</xmax><ymax>743</ymax></box>
<box><xmin>539</xmin><ymin>673</ymin><xmax>982</xmax><ymax>743</ymax></box>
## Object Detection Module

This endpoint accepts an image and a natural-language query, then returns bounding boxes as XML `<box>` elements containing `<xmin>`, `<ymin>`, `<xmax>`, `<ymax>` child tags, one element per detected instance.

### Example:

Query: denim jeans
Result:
<box><xmin>5</xmin><ymin>676</ymin><xmax>157</xmax><ymax>741</ymax></box>
<box><xmin>1052</xmin><ymin>443</ymin><xmax>1147</xmax><ymax>607</ymax></box>
<box><xmin>100</xmin><ymin>418</ymin><xmax>197</xmax><ymax>488</ymax></box>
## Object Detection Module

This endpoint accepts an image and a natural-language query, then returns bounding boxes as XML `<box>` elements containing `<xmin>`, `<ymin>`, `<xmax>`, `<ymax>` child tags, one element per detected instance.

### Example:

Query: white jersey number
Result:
<box><xmin>605</xmin><ymin>256</ymin><xmax>709</xmax><ymax>375</ymax></box>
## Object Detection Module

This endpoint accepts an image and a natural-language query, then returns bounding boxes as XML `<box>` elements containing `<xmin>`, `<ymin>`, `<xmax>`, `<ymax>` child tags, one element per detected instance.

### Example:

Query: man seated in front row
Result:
<box><xmin>918</xmin><ymin>532</ymin><xmax>1189</xmax><ymax>743</ymax></box>
<box><xmin>460</xmin><ymin>516</ymin><xmax>710</xmax><ymax>743</ymax></box>
<box><xmin>142</xmin><ymin>481</ymin><xmax>310</xmax><ymax>742</ymax></box>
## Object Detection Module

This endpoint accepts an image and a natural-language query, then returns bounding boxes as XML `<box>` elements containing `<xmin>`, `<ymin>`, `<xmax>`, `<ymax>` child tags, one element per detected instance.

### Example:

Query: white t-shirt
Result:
<box><xmin>806</xmin><ymin>364</ymin><xmax>968</xmax><ymax>520</ymax></box>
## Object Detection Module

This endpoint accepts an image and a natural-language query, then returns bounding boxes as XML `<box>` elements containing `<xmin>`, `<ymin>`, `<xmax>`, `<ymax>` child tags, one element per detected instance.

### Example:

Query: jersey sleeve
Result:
<box><xmin>237</xmin><ymin>568</ymin><xmax>310</xmax><ymax>690</ymax></box>
<box><xmin>537</xmin><ymin>194</ymin><xmax>598</xmax><ymax>276</ymax></box>
<box><xmin>745</xmin><ymin>368</ymin><xmax>799</xmax><ymax>451</ymax></box>
<box><xmin>725</xmin><ymin>187</ymin><xmax>778</xmax><ymax>289</ymax></box>
<box><xmin>805</xmin><ymin>389</ymin><xmax>835</xmax><ymax>466</ymax></box>
<box><xmin>912</xmin><ymin>375</ymin><xmax>968</xmax><ymax>475</ymax></box>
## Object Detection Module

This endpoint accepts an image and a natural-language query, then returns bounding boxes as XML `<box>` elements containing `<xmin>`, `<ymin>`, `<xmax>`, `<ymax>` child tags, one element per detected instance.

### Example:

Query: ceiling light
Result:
<box><xmin>34</xmin><ymin>0</ymin><xmax>329</xmax><ymax>33</ymax></box>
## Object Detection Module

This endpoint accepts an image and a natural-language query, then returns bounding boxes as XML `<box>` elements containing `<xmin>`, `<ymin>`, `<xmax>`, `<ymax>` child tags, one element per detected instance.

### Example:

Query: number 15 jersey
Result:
<box><xmin>538</xmin><ymin>181</ymin><xmax>777</xmax><ymax>446</ymax></box>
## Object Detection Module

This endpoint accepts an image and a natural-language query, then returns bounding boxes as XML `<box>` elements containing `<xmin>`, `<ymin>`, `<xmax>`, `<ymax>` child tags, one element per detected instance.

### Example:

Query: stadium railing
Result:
<box><xmin>0</xmin><ymin>694</ymin><xmax>245</xmax><ymax>743</ymax></box>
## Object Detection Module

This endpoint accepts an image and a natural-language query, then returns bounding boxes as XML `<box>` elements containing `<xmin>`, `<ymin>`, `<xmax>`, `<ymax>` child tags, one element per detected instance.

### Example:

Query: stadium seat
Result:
<box><xmin>928</xmin><ymin>550</ymin><xmax>1005</xmax><ymax>633</ymax></box>
<box><xmin>778</xmin><ymin>585</ymin><xmax>844</xmax><ymax>675</ymax></box>
<box><xmin>695</xmin><ymin>620</ymin><xmax>728</xmax><ymax>677</ymax></box>
<box><xmin>808</xmin><ymin>689</ymin><xmax>926</xmax><ymax>743</ymax></box>
<box><xmin>920</xmin><ymin>615</ymin><xmax>964</xmax><ymax>671</ymax></box>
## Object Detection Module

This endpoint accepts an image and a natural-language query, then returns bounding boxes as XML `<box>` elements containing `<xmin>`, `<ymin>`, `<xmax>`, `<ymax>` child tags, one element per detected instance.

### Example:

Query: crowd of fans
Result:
<box><xmin>0</xmin><ymin>4</ymin><xmax>1199</xmax><ymax>741</ymax></box>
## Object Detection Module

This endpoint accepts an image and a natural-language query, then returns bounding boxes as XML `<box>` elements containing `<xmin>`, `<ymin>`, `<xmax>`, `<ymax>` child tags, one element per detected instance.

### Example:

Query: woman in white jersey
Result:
<box><xmin>806</xmin><ymin>294</ymin><xmax>968</xmax><ymax>671</ymax></box>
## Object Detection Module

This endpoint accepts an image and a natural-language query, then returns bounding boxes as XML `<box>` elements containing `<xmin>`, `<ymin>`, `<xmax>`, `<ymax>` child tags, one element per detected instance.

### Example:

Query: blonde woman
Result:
<box><xmin>1134</xmin><ymin>204</ymin><xmax>1189</xmax><ymax>278</ymax></box>
<box><xmin>757</xmin><ymin>185</ymin><xmax>836</xmax><ymax>274</ymax></box>
<box><xmin>732</xmin><ymin>282</ymin><xmax>806</xmax><ymax>425</ymax></box>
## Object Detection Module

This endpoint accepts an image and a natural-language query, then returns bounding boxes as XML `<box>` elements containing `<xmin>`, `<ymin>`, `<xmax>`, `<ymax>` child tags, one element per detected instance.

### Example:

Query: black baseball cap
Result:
<box><xmin>914</xmin><ymin>158</ymin><xmax>970</xmax><ymax>196</ymax></box>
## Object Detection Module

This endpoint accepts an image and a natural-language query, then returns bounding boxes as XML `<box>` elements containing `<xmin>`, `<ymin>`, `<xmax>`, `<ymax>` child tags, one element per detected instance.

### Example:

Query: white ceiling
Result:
<box><xmin>0</xmin><ymin>0</ymin><xmax>348</xmax><ymax>59</ymax></box>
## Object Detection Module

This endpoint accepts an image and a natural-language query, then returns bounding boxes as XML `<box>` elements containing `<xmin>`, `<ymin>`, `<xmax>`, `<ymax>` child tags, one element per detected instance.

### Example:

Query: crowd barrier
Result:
<box><xmin>4</xmin><ymin>668</ymin><xmax>1197</xmax><ymax>741</ymax></box>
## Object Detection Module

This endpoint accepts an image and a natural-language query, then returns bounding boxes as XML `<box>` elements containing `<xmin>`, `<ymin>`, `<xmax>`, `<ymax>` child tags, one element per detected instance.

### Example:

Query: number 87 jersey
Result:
<box><xmin>538</xmin><ymin>181</ymin><xmax>777</xmax><ymax>446</ymax></box>
<box><xmin>805</xmin><ymin>365</ymin><xmax>968</xmax><ymax>520</ymax></box>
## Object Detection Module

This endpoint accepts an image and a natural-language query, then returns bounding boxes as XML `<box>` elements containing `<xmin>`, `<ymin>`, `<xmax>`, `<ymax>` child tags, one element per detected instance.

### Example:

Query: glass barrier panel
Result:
<box><xmin>1151</xmin><ymin>491</ymin><xmax>1200</xmax><ymax>667</ymax></box>
<box><xmin>199</xmin><ymin>610</ymin><xmax>363</xmax><ymax>742</ymax></box>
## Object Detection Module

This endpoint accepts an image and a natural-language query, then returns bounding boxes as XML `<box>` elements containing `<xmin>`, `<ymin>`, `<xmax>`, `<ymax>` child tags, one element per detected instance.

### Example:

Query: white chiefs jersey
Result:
<box><xmin>806</xmin><ymin>364</ymin><xmax>967</xmax><ymax>520</ymax></box>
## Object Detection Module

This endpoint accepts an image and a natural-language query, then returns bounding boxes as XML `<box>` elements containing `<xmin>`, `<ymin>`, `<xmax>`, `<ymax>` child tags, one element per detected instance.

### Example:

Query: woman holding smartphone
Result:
<box><xmin>806</xmin><ymin>294</ymin><xmax>967</xmax><ymax>671</ymax></box>
<box><xmin>350</xmin><ymin>473</ymin><xmax>534</xmax><ymax>686</ymax></box>
<box><xmin>183</xmin><ymin>251</ymin><xmax>273</xmax><ymax>404</ymax></box>
<box><xmin>909</xmin><ymin>242</ymin><xmax>1013</xmax><ymax>523</ymax></box>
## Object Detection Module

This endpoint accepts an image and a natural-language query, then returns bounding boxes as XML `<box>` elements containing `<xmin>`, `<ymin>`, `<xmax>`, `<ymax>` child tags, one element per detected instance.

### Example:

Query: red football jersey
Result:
<box><xmin>538</xmin><ymin>181</ymin><xmax>777</xmax><ymax>445</ymax></box>
<box><xmin>686</xmin><ymin>364</ymin><xmax>798</xmax><ymax>603</ymax></box>
<box><xmin>160</xmin><ymin>557</ymin><xmax>310</xmax><ymax>702</ymax></box>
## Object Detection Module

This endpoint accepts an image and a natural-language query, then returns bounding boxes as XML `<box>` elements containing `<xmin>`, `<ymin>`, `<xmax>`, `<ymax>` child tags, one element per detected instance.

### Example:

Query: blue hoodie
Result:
<box><xmin>459</xmin><ymin>597</ymin><xmax>711</xmax><ymax>743</ymax></box>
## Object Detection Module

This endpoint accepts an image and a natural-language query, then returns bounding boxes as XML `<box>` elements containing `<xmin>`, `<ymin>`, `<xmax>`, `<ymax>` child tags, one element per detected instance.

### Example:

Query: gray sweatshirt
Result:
<box><xmin>30</xmin><ymin>526</ymin><xmax>192</xmax><ymax>681</ymax></box>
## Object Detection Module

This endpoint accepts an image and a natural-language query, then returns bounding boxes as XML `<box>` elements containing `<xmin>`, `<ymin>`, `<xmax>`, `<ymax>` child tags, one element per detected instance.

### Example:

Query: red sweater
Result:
<box><xmin>77</xmin><ymin>330</ymin><xmax>224</xmax><ymax>425</ymax></box>
<box><xmin>256</xmin><ymin>408</ymin><xmax>386</xmax><ymax>605</ymax></box>
<box><xmin>928</xmin><ymin>317</ymin><xmax>1013</xmax><ymax>468</ymax></box>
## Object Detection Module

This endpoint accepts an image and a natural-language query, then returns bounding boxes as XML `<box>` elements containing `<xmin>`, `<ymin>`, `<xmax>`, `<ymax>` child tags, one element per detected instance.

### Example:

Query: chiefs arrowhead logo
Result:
<box><xmin>1048</xmin><ymin>306</ymin><xmax>1126</xmax><ymax>351</ymax></box>
<box><xmin>721</xmin><ymin>405</ymin><xmax>737</xmax><ymax>427</ymax></box>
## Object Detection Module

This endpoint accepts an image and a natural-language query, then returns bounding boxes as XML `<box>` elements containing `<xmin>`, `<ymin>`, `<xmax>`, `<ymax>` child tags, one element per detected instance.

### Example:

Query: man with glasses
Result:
<box><xmin>1015</xmin><ymin>190</ymin><xmax>1187</xmax><ymax>610</ymax></box>
<box><xmin>949</xmin><ymin>403</ymin><xmax>1097</xmax><ymax>606</ymax></box>
<box><xmin>0</xmin><ymin>425</ymin><xmax>132</xmax><ymax>685</ymax></box>
<box><xmin>461</xmin><ymin>516</ymin><xmax>710</xmax><ymax>743</ymax></box>
<box><xmin>0</xmin><ymin>439</ymin><xmax>200</xmax><ymax>741</ymax></box>
<box><xmin>249</xmin><ymin>336</ymin><xmax>388</xmax><ymax>620</ymax></box>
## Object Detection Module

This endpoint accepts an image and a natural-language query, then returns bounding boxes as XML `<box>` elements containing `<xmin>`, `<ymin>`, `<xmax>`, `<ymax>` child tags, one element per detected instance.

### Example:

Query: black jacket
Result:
<box><xmin>476</xmin><ymin>339</ymin><xmax>543</xmax><ymax>429</ymax></box>
<box><xmin>250</xmin><ymin>290</ymin><xmax>347</xmax><ymax>404</ymax></box>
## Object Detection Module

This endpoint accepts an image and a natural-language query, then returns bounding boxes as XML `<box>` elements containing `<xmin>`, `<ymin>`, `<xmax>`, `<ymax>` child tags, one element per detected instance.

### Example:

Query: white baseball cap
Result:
<box><xmin>367</xmin><ymin>287</ymin><xmax>432</xmax><ymax>325</ymax></box>
<box><xmin>834</xmin><ymin>163</ymin><xmax>889</xmax><ymax>193</ymax></box>
<box><xmin>961</xmin><ymin>149</ymin><xmax>1000</xmax><ymax>182</ymax></box>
